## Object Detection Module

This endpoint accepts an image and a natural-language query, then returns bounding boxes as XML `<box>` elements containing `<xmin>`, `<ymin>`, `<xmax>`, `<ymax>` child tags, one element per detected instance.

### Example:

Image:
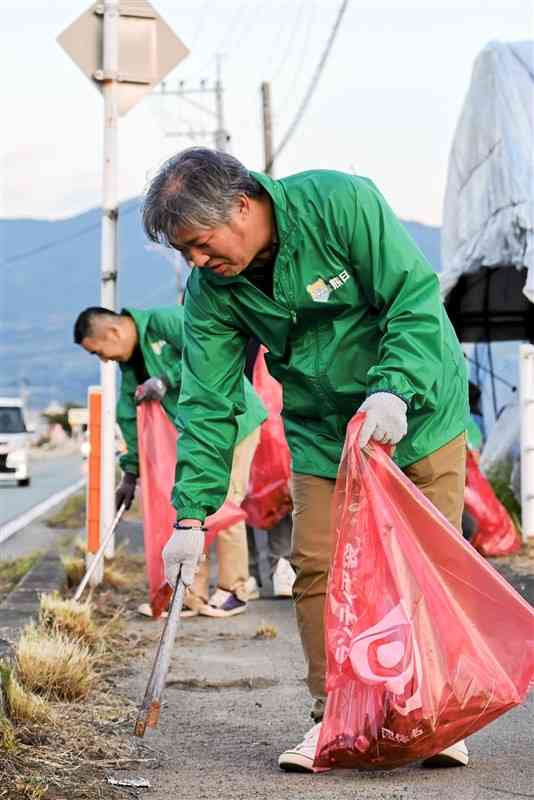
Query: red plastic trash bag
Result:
<box><xmin>315</xmin><ymin>414</ymin><xmax>534</xmax><ymax>771</ymax></box>
<box><xmin>242</xmin><ymin>346</ymin><xmax>292</xmax><ymax>530</ymax></box>
<box><xmin>137</xmin><ymin>402</ymin><xmax>247</xmax><ymax>617</ymax></box>
<box><xmin>464</xmin><ymin>450</ymin><xmax>522</xmax><ymax>557</ymax></box>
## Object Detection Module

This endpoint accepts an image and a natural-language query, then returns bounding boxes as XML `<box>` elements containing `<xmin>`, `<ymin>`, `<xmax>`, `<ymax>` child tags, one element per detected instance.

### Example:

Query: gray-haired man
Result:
<box><xmin>142</xmin><ymin>147</ymin><xmax>469</xmax><ymax>772</ymax></box>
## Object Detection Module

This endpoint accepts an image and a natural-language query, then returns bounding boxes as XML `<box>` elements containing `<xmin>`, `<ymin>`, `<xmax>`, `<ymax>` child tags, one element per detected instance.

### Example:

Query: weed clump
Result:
<box><xmin>16</xmin><ymin>625</ymin><xmax>95</xmax><ymax>701</ymax></box>
<box><xmin>254</xmin><ymin>622</ymin><xmax>278</xmax><ymax>639</ymax></box>
<box><xmin>0</xmin><ymin>662</ymin><xmax>52</xmax><ymax>725</ymax></box>
<box><xmin>46</xmin><ymin>492</ymin><xmax>86</xmax><ymax>529</ymax></box>
<box><xmin>0</xmin><ymin>713</ymin><xmax>16</xmax><ymax>751</ymax></box>
<box><xmin>39</xmin><ymin>592</ymin><xmax>99</xmax><ymax>645</ymax></box>
<box><xmin>62</xmin><ymin>555</ymin><xmax>85</xmax><ymax>588</ymax></box>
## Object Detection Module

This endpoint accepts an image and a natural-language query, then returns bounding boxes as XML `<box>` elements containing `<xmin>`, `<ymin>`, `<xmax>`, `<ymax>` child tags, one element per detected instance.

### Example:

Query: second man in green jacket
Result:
<box><xmin>74</xmin><ymin>304</ymin><xmax>267</xmax><ymax>618</ymax></box>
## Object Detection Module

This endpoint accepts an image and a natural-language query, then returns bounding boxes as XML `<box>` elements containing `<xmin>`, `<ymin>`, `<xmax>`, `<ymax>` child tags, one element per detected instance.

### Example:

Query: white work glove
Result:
<box><xmin>134</xmin><ymin>377</ymin><xmax>168</xmax><ymax>405</ymax></box>
<box><xmin>162</xmin><ymin>526</ymin><xmax>205</xmax><ymax>587</ymax></box>
<box><xmin>357</xmin><ymin>392</ymin><xmax>408</xmax><ymax>448</ymax></box>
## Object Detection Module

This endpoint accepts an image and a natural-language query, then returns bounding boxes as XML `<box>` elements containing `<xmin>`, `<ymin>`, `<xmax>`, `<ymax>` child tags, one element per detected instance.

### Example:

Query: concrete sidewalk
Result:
<box><xmin>124</xmin><ymin>582</ymin><xmax>533</xmax><ymax>800</ymax></box>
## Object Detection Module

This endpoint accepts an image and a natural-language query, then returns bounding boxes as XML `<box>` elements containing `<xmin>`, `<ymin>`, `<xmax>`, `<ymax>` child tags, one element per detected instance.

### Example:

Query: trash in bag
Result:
<box><xmin>465</xmin><ymin>450</ymin><xmax>522</xmax><ymax>557</ymax></box>
<box><xmin>137</xmin><ymin>402</ymin><xmax>247</xmax><ymax>618</ymax></box>
<box><xmin>315</xmin><ymin>413</ymin><xmax>534</xmax><ymax>771</ymax></box>
<box><xmin>242</xmin><ymin>346</ymin><xmax>292</xmax><ymax>530</ymax></box>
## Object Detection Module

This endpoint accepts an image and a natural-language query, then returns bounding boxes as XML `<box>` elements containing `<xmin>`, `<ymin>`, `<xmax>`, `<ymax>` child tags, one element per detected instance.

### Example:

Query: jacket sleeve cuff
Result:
<box><xmin>365</xmin><ymin>388</ymin><xmax>410</xmax><ymax>409</ymax></box>
<box><xmin>119</xmin><ymin>454</ymin><xmax>139</xmax><ymax>477</ymax></box>
<box><xmin>174</xmin><ymin>507</ymin><xmax>207</xmax><ymax>524</ymax></box>
<box><xmin>365</xmin><ymin>374</ymin><xmax>415</xmax><ymax>409</ymax></box>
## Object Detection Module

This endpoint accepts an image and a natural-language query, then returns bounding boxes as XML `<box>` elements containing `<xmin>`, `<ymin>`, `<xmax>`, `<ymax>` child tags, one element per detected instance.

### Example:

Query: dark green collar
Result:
<box><xmin>251</xmin><ymin>171</ymin><xmax>300</xmax><ymax>254</ymax></box>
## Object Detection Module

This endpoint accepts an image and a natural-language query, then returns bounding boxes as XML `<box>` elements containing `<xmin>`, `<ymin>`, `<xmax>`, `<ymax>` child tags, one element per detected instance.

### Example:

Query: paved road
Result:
<box><xmin>0</xmin><ymin>450</ymin><xmax>84</xmax><ymax>528</ymax></box>
<box><xmin>125</xmin><ymin>596</ymin><xmax>533</xmax><ymax>800</ymax></box>
<box><xmin>121</xmin><ymin>523</ymin><xmax>533</xmax><ymax>800</ymax></box>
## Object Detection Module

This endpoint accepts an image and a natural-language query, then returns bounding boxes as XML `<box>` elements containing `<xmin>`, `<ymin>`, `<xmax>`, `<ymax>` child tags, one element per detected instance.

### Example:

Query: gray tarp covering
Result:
<box><xmin>440</xmin><ymin>40</ymin><xmax>534</xmax><ymax>302</ymax></box>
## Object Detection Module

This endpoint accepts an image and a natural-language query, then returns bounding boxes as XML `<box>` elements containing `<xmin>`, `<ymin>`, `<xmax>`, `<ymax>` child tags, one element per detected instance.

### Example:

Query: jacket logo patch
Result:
<box><xmin>306</xmin><ymin>278</ymin><xmax>331</xmax><ymax>303</ymax></box>
<box><xmin>306</xmin><ymin>270</ymin><xmax>351</xmax><ymax>302</ymax></box>
<box><xmin>150</xmin><ymin>340</ymin><xmax>166</xmax><ymax>356</ymax></box>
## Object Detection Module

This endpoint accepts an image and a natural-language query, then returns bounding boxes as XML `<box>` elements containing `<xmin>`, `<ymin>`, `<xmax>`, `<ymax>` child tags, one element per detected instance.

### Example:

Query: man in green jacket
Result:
<box><xmin>142</xmin><ymin>148</ymin><xmax>470</xmax><ymax>771</ymax></box>
<box><xmin>73</xmin><ymin>304</ymin><xmax>267</xmax><ymax>617</ymax></box>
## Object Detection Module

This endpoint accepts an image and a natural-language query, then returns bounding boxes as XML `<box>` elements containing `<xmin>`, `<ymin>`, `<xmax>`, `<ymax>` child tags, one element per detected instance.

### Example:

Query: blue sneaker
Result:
<box><xmin>201</xmin><ymin>588</ymin><xmax>248</xmax><ymax>617</ymax></box>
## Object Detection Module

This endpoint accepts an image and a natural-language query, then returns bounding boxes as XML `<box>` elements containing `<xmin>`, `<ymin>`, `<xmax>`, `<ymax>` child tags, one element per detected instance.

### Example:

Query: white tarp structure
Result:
<box><xmin>440</xmin><ymin>40</ymin><xmax>534</xmax><ymax>302</ymax></box>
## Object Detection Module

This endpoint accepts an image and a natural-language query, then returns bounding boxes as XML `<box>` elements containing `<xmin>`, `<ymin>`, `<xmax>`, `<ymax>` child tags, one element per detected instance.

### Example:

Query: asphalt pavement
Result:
<box><xmin>116</xmin><ymin>525</ymin><xmax>534</xmax><ymax>800</ymax></box>
<box><xmin>124</xmin><ymin>594</ymin><xmax>533</xmax><ymax>800</ymax></box>
<box><xmin>0</xmin><ymin>447</ymin><xmax>84</xmax><ymax>559</ymax></box>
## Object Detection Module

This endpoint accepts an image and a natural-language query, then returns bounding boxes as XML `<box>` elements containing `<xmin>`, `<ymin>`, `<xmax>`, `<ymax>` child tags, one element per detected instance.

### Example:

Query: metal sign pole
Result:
<box><xmin>100</xmin><ymin>0</ymin><xmax>120</xmax><ymax>559</ymax></box>
<box><xmin>58</xmin><ymin>2</ymin><xmax>190</xmax><ymax>569</ymax></box>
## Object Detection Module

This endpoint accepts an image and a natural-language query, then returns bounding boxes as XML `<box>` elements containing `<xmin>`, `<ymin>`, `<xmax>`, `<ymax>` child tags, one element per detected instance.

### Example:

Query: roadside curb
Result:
<box><xmin>0</xmin><ymin>519</ymin><xmax>142</xmax><ymax>654</ymax></box>
<box><xmin>0</xmin><ymin>549</ymin><xmax>66</xmax><ymax>650</ymax></box>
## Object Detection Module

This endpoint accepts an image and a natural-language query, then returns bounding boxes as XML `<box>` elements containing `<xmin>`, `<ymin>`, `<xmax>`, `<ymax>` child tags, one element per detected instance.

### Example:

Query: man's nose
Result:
<box><xmin>188</xmin><ymin>247</ymin><xmax>210</xmax><ymax>267</ymax></box>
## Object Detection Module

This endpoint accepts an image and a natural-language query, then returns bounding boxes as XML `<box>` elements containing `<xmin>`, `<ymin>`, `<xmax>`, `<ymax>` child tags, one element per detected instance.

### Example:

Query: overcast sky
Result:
<box><xmin>1</xmin><ymin>0</ymin><xmax>531</xmax><ymax>225</ymax></box>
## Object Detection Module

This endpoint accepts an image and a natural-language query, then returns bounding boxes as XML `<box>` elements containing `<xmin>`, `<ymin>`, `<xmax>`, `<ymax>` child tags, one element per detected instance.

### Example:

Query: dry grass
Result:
<box><xmin>66</xmin><ymin>540</ymin><xmax>137</xmax><ymax>593</ymax></box>
<box><xmin>45</xmin><ymin>492</ymin><xmax>86</xmax><ymax>529</ymax></box>
<box><xmin>39</xmin><ymin>593</ymin><xmax>99</xmax><ymax>646</ymax></box>
<box><xmin>254</xmin><ymin>621</ymin><xmax>278</xmax><ymax>639</ymax></box>
<box><xmin>0</xmin><ymin>691</ymin><xmax>155</xmax><ymax>799</ymax></box>
<box><xmin>0</xmin><ymin>714</ymin><xmax>16</xmax><ymax>752</ymax></box>
<box><xmin>61</xmin><ymin>555</ymin><xmax>85</xmax><ymax>588</ymax></box>
<box><xmin>73</xmin><ymin>536</ymin><xmax>88</xmax><ymax>556</ymax></box>
<box><xmin>11</xmin><ymin>778</ymin><xmax>48</xmax><ymax>800</ymax></box>
<box><xmin>0</xmin><ymin>663</ymin><xmax>52</xmax><ymax>726</ymax></box>
<box><xmin>102</xmin><ymin>564</ymin><xmax>129</xmax><ymax>590</ymax></box>
<box><xmin>0</xmin><ymin>546</ymin><xmax>152</xmax><ymax>798</ymax></box>
<box><xmin>16</xmin><ymin>625</ymin><xmax>96</xmax><ymax>701</ymax></box>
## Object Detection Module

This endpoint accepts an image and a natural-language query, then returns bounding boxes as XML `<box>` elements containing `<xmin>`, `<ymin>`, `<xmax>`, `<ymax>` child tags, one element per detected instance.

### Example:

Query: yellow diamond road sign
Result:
<box><xmin>58</xmin><ymin>1</ymin><xmax>189</xmax><ymax>116</ymax></box>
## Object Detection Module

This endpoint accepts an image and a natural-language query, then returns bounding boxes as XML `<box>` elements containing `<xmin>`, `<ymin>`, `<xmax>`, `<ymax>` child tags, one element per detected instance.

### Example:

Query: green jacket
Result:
<box><xmin>117</xmin><ymin>306</ymin><xmax>267</xmax><ymax>477</ymax></box>
<box><xmin>175</xmin><ymin>170</ymin><xmax>469</xmax><ymax>521</ymax></box>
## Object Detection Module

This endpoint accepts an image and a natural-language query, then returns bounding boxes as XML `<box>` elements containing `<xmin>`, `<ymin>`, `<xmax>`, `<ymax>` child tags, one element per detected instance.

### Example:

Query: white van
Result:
<box><xmin>0</xmin><ymin>398</ymin><xmax>32</xmax><ymax>486</ymax></box>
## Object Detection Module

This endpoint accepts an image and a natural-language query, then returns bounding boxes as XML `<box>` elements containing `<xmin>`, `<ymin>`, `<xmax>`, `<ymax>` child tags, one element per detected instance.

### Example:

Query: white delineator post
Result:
<box><xmin>99</xmin><ymin>0</ymin><xmax>120</xmax><ymax>558</ymax></box>
<box><xmin>520</xmin><ymin>343</ymin><xmax>534</xmax><ymax>543</ymax></box>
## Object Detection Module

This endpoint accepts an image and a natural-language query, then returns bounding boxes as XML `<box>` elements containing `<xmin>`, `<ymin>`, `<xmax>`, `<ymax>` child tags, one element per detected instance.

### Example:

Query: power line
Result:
<box><xmin>276</xmin><ymin>1</ymin><xmax>317</xmax><ymax>114</ymax></box>
<box><xmin>269</xmin><ymin>0</ymin><xmax>307</xmax><ymax>83</ymax></box>
<box><xmin>179</xmin><ymin>0</ymin><xmax>250</xmax><ymax>82</ymax></box>
<box><xmin>466</xmin><ymin>354</ymin><xmax>517</xmax><ymax>391</ymax></box>
<box><xmin>0</xmin><ymin>200</ymin><xmax>139</xmax><ymax>266</ymax></box>
<box><xmin>268</xmin><ymin>0</ymin><xmax>350</xmax><ymax>171</ymax></box>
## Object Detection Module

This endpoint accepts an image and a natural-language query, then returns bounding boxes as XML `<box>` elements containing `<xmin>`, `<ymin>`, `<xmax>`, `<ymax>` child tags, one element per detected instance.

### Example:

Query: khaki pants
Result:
<box><xmin>291</xmin><ymin>433</ymin><xmax>466</xmax><ymax>721</ymax></box>
<box><xmin>190</xmin><ymin>427</ymin><xmax>261</xmax><ymax>605</ymax></box>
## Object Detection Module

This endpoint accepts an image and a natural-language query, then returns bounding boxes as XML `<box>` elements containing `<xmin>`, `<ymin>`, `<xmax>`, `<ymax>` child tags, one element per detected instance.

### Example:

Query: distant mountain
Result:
<box><xmin>0</xmin><ymin>202</ymin><xmax>441</xmax><ymax>407</ymax></box>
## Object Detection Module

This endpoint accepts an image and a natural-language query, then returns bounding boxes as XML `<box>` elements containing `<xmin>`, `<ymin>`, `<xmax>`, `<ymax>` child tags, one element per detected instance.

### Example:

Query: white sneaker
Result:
<box><xmin>422</xmin><ymin>740</ymin><xmax>469</xmax><ymax>767</ymax></box>
<box><xmin>272</xmin><ymin>558</ymin><xmax>296</xmax><ymax>598</ymax></box>
<box><xmin>278</xmin><ymin>723</ymin><xmax>329</xmax><ymax>773</ymax></box>
<box><xmin>245</xmin><ymin>576</ymin><xmax>260</xmax><ymax>600</ymax></box>
<box><xmin>136</xmin><ymin>602</ymin><xmax>196</xmax><ymax>619</ymax></box>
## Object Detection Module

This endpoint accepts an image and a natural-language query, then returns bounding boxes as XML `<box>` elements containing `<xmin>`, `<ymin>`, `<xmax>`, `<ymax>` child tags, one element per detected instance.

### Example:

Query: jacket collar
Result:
<box><xmin>251</xmin><ymin>171</ymin><xmax>300</xmax><ymax>255</ymax></box>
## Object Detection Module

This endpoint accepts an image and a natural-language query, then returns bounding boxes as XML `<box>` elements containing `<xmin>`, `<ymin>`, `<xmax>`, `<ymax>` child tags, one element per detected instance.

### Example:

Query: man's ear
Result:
<box><xmin>108</xmin><ymin>322</ymin><xmax>122</xmax><ymax>341</ymax></box>
<box><xmin>238</xmin><ymin>193</ymin><xmax>251</xmax><ymax>220</ymax></box>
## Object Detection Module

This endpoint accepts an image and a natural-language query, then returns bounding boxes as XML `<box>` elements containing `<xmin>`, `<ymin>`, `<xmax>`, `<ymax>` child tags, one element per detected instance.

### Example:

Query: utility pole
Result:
<box><xmin>157</xmin><ymin>55</ymin><xmax>230</xmax><ymax>151</ymax></box>
<box><xmin>99</xmin><ymin>0</ymin><xmax>119</xmax><ymax>560</ymax></box>
<box><xmin>261</xmin><ymin>81</ymin><xmax>274</xmax><ymax>176</ymax></box>
<box><xmin>214</xmin><ymin>54</ymin><xmax>229</xmax><ymax>152</ymax></box>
